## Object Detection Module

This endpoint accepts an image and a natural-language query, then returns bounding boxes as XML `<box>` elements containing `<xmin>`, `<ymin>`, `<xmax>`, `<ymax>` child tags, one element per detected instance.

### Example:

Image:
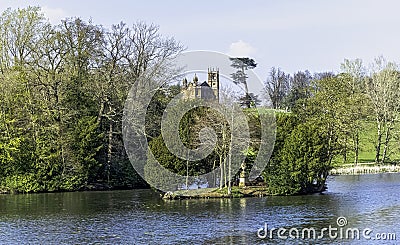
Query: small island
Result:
<box><xmin>163</xmin><ymin>187</ymin><xmax>270</xmax><ymax>199</ymax></box>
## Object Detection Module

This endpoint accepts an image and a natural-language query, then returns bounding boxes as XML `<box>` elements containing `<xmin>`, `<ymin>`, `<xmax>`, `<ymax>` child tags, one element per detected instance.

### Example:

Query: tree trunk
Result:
<box><xmin>242</xmin><ymin>67</ymin><xmax>251</xmax><ymax>108</ymax></box>
<box><xmin>381</xmin><ymin>122</ymin><xmax>392</xmax><ymax>164</ymax></box>
<box><xmin>212</xmin><ymin>160</ymin><xmax>216</xmax><ymax>188</ymax></box>
<box><xmin>353</xmin><ymin>131</ymin><xmax>359</xmax><ymax>166</ymax></box>
<box><xmin>107</xmin><ymin>121</ymin><xmax>113</xmax><ymax>184</ymax></box>
<box><xmin>227</xmin><ymin>151</ymin><xmax>231</xmax><ymax>195</ymax></box>
<box><xmin>219</xmin><ymin>155</ymin><xmax>223</xmax><ymax>189</ymax></box>
<box><xmin>342</xmin><ymin>136</ymin><xmax>347</xmax><ymax>164</ymax></box>
<box><xmin>227</xmin><ymin>106</ymin><xmax>234</xmax><ymax>194</ymax></box>
<box><xmin>327</xmin><ymin>124</ymin><xmax>333</xmax><ymax>163</ymax></box>
<box><xmin>375</xmin><ymin>120</ymin><xmax>382</xmax><ymax>164</ymax></box>
<box><xmin>61</xmin><ymin>142</ymin><xmax>66</xmax><ymax>176</ymax></box>
<box><xmin>186</xmin><ymin>115</ymin><xmax>190</xmax><ymax>189</ymax></box>
<box><xmin>97</xmin><ymin>101</ymin><xmax>105</xmax><ymax>125</ymax></box>
<box><xmin>186</xmin><ymin>157</ymin><xmax>189</xmax><ymax>190</ymax></box>
<box><xmin>223</xmin><ymin>156</ymin><xmax>227</xmax><ymax>188</ymax></box>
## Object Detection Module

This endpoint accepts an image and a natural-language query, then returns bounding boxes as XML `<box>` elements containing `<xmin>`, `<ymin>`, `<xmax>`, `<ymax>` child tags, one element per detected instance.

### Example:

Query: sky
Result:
<box><xmin>1</xmin><ymin>0</ymin><xmax>400</xmax><ymax>80</ymax></box>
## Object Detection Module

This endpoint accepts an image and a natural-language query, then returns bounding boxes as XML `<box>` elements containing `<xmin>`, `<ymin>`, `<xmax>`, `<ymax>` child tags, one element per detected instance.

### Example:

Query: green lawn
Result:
<box><xmin>333</xmin><ymin>121</ymin><xmax>400</xmax><ymax>166</ymax></box>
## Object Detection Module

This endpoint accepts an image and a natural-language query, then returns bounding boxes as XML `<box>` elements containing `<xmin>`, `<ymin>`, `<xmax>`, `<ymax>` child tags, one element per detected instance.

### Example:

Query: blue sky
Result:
<box><xmin>1</xmin><ymin>0</ymin><xmax>400</xmax><ymax>79</ymax></box>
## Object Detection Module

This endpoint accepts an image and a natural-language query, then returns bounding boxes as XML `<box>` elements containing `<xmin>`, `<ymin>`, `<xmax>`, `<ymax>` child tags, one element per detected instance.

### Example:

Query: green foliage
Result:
<box><xmin>281</xmin><ymin>123</ymin><xmax>330</xmax><ymax>193</ymax></box>
<box><xmin>67</xmin><ymin>116</ymin><xmax>103</xmax><ymax>186</ymax></box>
<box><xmin>263</xmin><ymin>113</ymin><xmax>299</xmax><ymax>195</ymax></box>
<box><xmin>148</xmin><ymin>134</ymin><xmax>186</xmax><ymax>175</ymax></box>
<box><xmin>264</xmin><ymin>113</ymin><xmax>331</xmax><ymax>195</ymax></box>
<box><xmin>0</xmin><ymin>7</ymin><xmax>182</xmax><ymax>193</ymax></box>
<box><xmin>4</xmin><ymin>174</ymin><xmax>41</xmax><ymax>193</ymax></box>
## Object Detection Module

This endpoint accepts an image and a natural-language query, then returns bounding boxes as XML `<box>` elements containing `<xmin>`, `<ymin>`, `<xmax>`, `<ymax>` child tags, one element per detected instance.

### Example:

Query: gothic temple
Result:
<box><xmin>181</xmin><ymin>68</ymin><xmax>219</xmax><ymax>102</ymax></box>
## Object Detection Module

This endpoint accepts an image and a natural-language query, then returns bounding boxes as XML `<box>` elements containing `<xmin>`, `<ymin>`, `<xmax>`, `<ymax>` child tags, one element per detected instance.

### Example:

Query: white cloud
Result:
<box><xmin>228</xmin><ymin>40</ymin><xmax>255</xmax><ymax>57</ymax></box>
<box><xmin>42</xmin><ymin>6</ymin><xmax>67</xmax><ymax>24</ymax></box>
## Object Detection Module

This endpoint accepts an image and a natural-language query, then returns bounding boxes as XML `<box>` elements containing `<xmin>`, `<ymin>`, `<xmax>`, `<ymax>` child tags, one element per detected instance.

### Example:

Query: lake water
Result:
<box><xmin>1</xmin><ymin>174</ymin><xmax>399</xmax><ymax>244</ymax></box>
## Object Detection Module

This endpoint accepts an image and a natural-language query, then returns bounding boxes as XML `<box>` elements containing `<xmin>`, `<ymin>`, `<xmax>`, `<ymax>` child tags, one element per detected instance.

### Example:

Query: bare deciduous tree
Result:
<box><xmin>264</xmin><ymin>67</ymin><xmax>290</xmax><ymax>110</ymax></box>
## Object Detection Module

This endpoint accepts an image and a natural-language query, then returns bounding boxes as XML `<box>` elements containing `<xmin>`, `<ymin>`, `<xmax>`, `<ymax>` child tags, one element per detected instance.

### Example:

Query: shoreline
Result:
<box><xmin>161</xmin><ymin>185</ymin><xmax>328</xmax><ymax>199</ymax></box>
<box><xmin>330</xmin><ymin>164</ymin><xmax>400</xmax><ymax>175</ymax></box>
<box><xmin>162</xmin><ymin>186</ymin><xmax>271</xmax><ymax>199</ymax></box>
<box><xmin>0</xmin><ymin>185</ymin><xmax>150</xmax><ymax>195</ymax></box>
<box><xmin>5</xmin><ymin>171</ymin><xmax>400</xmax><ymax>196</ymax></box>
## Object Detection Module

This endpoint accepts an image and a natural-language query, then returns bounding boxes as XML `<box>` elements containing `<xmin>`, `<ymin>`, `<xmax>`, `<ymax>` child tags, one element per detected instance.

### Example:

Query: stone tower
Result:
<box><xmin>207</xmin><ymin>68</ymin><xmax>219</xmax><ymax>102</ymax></box>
